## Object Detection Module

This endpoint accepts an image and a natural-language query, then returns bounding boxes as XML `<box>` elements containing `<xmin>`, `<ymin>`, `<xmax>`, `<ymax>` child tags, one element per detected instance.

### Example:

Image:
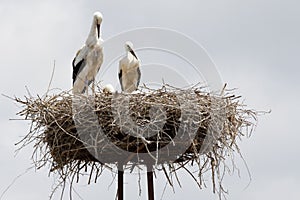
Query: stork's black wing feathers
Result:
<box><xmin>137</xmin><ymin>67</ymin><xmax>141</xmax><ymax>88</ymax></box>
<box><xmin>118</xmin><ymin>69</ymin><xmax>123</xmax><ymax>91</ymax></box>
<box><xmin>72</xmin><ymin>57</ymin><xmax>86</xmax><ymax>84</ymax></box>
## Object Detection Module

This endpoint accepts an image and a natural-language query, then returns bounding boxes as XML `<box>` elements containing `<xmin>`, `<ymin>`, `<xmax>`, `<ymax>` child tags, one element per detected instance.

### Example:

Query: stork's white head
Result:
<box><xmin>125</xmin><ymin>41</ymin><xmax>134</xmax><ymax>52</ymax></box>
<box><xmin>124</xmin><ymin>41</ymin><xmax>138</xmax><ymax>60</ymax></box>
<box><xmin>102</xmin><ymin>84</ymin><xmax>115</xmax><ymax>94</ymax></box>
<box><xmin>93</xmin><ymin>12</ymin><xmax>103</xmax><ymax>38</ymax></box>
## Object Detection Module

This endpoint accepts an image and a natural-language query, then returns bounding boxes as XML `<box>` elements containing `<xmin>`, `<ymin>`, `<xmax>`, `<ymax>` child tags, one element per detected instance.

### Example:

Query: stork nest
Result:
<box><xmin>13</xmin><ymin>85</ymin><xmax>257</xmax><ymax>198</ymax></box>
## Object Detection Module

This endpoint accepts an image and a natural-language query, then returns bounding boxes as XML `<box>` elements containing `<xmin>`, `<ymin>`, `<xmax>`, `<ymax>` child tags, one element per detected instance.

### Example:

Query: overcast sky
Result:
<box><xmin>1</xmin><ymin>0</ymin><xmax>300</xmax><ymax>199</ymax></box>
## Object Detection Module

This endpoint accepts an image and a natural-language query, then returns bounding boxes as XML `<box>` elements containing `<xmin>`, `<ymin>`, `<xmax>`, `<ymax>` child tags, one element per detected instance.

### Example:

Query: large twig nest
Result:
<box><xmin>14</xmin><ymin>85</ymin><xmax>257</xmax><ymax>197</ymax></box>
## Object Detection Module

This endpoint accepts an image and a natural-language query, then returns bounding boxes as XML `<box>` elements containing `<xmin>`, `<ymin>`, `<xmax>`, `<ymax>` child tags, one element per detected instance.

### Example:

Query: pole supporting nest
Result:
<box><xmin>117</xmin><ymin>170</ymin><xmax>124</xmax><ymax>200</ymax></box>
<box><xmin>118</xmin><ymin>165</ymin><xmax>124</xmax><ymax>200</ymax></box>
<box><xmin>147</xmin><ymin>165</ymin><xmax>154</xmax><ymax>200</ymax></box>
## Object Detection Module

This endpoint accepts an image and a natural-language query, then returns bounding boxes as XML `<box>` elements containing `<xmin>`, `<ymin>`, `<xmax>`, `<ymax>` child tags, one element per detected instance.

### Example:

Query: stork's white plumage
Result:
<box><xmin>102</xmin><ymin>84</ymin><xmax>115</xmax><ymax>94</ymax></box>
<box><xmin>118</xmin><ymin>41</ymin><xmax>141</xmax><ymax>93</ymax></box>
<box><xmin>72</xmin><ymin>12</ymin><xmax>104</xmax><ymax>94</ymax></box>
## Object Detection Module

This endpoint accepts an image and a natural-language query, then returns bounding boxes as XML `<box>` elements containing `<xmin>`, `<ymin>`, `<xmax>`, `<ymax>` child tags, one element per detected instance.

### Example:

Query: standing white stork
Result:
<box><xmin>118</xmin><ymin>41</ymin><xmax>141</xmax><ymax>93</ymax></box>
<box><xmin>72</xmin><ymin>12</ymin><xmax>104</xmax><ymax>94</ymax></box>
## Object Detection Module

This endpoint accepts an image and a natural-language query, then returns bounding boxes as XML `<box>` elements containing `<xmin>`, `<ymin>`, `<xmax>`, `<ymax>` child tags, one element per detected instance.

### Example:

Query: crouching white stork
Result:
<box><xmin>118</xmin><ymin>41</ymin><xmax>141</xmax><ymax>93</ymax></box>
<box><xmin>102</xmin><ymin>84</ymin><xmax>115</xmax><ymax>94</ymax></box>
<box><xmin>72</xmin><ymin>12</ymin><xmax>104</xmax><ymax>94</ymax></box>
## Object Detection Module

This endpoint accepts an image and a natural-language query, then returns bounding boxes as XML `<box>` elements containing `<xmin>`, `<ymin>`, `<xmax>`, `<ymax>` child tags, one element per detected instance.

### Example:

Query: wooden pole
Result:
<box><xmin>118</xmin><ymin>167</ymin><xmax>124</xmax><ymax>200</ymax></box>
<box><xmin>147</xmin><ymin>166</ymin><xmax>154</xmax><ymax>200</ymax></box>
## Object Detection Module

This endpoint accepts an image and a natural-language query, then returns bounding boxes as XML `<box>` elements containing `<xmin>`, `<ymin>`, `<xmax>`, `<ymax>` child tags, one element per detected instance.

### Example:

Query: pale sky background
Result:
<box><xmin>1</xmin><ymin>0</ymin><xmax>300</xmax><ymax>199</ymax></box>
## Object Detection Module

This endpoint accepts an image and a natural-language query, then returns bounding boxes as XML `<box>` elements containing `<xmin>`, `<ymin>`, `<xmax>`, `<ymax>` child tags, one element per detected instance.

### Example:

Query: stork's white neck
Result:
<box><xmin>86</xmin><ymin>20</ymin><xmax>99</xmax><ymax>47</ymax></box>
<box><xmin>127</xmin><ymin>51</ymin><xmax>135</xmax><ymax>61</ymax></box>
